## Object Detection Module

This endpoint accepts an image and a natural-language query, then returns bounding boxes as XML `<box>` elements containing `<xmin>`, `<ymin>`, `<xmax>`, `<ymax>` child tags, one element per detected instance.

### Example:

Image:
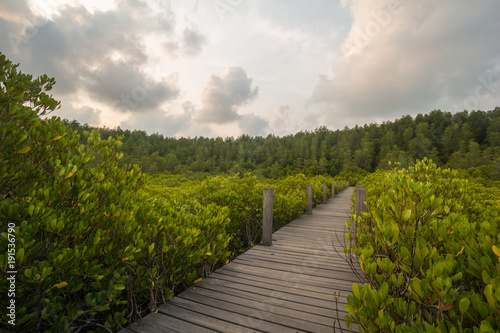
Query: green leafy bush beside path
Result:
<box><xmin>0</xmin><ymin>54</ymin><xmax>232</xmax><ymax>332</ymax></box>
<box><xmin>346</xmin><ymin>159</ymin><xmax>500</xmax><ymax>332</ymax></box>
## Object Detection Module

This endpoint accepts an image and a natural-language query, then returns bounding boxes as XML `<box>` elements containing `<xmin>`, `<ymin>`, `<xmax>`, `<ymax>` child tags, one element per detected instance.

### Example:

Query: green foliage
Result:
<box><xmin>0</xmin><ymin>54</ymin><xmax>231</xmax><ymax>331</ymax></box>
<box><xmin>64</xmin><ymin>108</ymin><xmax>500</xmax><ymax>181</ymax></box>
<box><xmin>146</xmin><ymin>173</ymin><xmax>349</xmax><ymax>256</ymax></box>
<box><xmin>346</xmin><ymin>159</ymin><xmax>500</xmax><ymax>332</ymax></box>
<box><xmin>335</xmin><ymin>166</ymin><xmax>370</xmax><ymax>186</ymax></box>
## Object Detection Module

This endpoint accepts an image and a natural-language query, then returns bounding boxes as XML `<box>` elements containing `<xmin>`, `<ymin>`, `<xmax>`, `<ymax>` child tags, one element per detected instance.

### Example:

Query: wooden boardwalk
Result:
<box><xmin>120</xmin><ymin>187</ymin><xmax>362</xmax><ymax>333</ymax></box>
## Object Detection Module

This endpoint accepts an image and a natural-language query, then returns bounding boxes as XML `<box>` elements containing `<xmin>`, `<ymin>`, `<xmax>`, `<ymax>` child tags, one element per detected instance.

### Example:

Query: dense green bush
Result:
<box><xmin>0</xmin><ymin>54</ymin><xmax>231</xmax><ymax>332</ymax></box>
<box><xmin>143</xmin><ymin>172</ymin><xmax>349</xmax><ymax>256</ymax></box>
<box><xmin>345</xmin><ymin>159</ymin><xmax>500</xmax><ymax>332</ymax></box>
<box><xmin>171</xmin><ymin>173</ymin><xmax>348</xmax><ymax>255</ymax></box>
<box><xmin>336</xmin><ymin>166</ymin><xmax>370</xmax><ymax>186</ymax></box>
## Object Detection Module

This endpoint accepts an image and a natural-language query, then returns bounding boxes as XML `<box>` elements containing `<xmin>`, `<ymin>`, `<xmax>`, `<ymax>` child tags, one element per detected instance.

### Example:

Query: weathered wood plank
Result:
<box><xmin>159</xmin><ymin>301</ymin><xmax>261</xmax><ymax>332</ymax></box>
<box><xmin>180</xmin><ymin>285</ymin><xmax>337</xmax><ymax>328</ymax></box>
<box><xmin>163</xmin><ymin>297</ymin><xmax>302</xmax><ymax>332</ymax></box>
<box><xmin>262</xmin><ymin>188</ymin><xmax>273</xmax><ymax>246</ymax></box>
<box><xmin>231</xmin><ymin>257</ymin><xmax>356</xmax><ymax>280</ymax></box>
<box><xmin>220</xmin><ymin>261</ymin><xmax>358</xmax><ymax>290</ymax></box>
<box><xmin>124</xmin><ymin>311</ymin><xmax>214</xmax><ymax>333</ymax></box>
<box><xmin>197</xmin><ymin>276</ymin><xmax>340</xmax><ymax>310</ymax></box>
<box><xmin>214</xmin><ymin>268</ymin><xmax>352</xmax><ymax>297</ymax></box>
<box><xmin>235</xmin><ymin>250</ymin><xmax>356</xmax><ymax>275</ymax></box>
<box><xmin>177</xmin><ymin>288</ymin><xmax>333</xmax><ymax>333</ymax></box>
<box><xmin>247</xmin><ymin>246</ymin><xmax>351</xmax><ymax>266</ymax></box>
<box><xmin>207</xmin><ymin>271</ymin><xmax>343</xmax><ymax>302</ymax></box>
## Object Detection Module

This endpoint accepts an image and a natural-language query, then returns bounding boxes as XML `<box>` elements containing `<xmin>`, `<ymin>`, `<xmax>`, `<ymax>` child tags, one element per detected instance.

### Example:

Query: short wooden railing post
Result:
<box><xmin>263</xmin><ymin>188</ymin><xmax>273</xmax><ymax>246</ymax></box>
<box><xmin>307</xmin><ymin>184</ymin><xmax>313</xmax><ymax>215</ymax></box>
<box><xmin>322</xmin><ymin>183</ymin><xmax>327</xmax><ymax>204</ymax></box>
<box><xmin>331</xmin><ymin>183</ymin><xmax>335</xmax><ymax>198</ymax></box>
<box><xmin>355</xmin><ymin>185</ymin><xmax>366</xmax><ymax>219</ymax></box>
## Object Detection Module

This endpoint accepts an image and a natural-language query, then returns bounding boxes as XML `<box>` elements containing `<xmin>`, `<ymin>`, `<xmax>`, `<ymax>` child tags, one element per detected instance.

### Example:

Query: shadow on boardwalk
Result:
<box><xmin>120</xmin><ymin>187</ymin><xmax>362</xmax><ymax>333</ymax></box>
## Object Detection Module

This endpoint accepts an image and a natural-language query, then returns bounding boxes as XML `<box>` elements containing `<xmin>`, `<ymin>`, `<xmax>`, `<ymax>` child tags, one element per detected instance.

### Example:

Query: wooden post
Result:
<box><xmin>262</xmin><ymin>188</ymin><xmax>273</xmax><ymax>246</ymax></box>
<box><xmin>355</xmin><ymin>186</ymin><xmax>366</xmax><ymax>219</ymax></box>
<box><xmin>307</xmin><ymin>184</ymin><xmax>313</xmax><ymax>215</ymax></box>
<box><xmin>322</xmin><ymin>183</ymin><xmax>327</xmax><ymax>204</ymax></box>
<box><xmin>331</xmin><ymin>183</ymin><xmax>335</xmax><ymax>198</ymax></box>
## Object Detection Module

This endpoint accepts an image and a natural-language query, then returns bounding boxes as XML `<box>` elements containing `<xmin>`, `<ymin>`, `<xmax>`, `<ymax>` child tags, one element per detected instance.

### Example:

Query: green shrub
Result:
<box><xmin>0</xmin><ymin>54</ymin><xmax>231</xmax><ymax>332</ymax></box>
<box><xmin>345</xmin><ymin>159</ymin><xmax>500</xmax><ymax>332</ymax></box>
<box><xmin>336</xmin><ymin>166</ymin><xmax>370</xmax><ymax>186</ymax></box>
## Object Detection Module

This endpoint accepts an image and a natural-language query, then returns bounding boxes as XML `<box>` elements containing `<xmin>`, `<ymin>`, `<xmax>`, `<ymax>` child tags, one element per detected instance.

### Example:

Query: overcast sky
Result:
<box><xmin>1</xmin><ymin>0</ymin><xmax>499</xmax><ymax>137</ymax></box>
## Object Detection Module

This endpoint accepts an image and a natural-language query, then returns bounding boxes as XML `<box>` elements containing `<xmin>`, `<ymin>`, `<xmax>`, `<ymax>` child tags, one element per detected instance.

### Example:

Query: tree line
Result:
<box><xmin>64</xmin><ymin>107</ymin><xmax>500</xmax><ymax>179</ymax></box>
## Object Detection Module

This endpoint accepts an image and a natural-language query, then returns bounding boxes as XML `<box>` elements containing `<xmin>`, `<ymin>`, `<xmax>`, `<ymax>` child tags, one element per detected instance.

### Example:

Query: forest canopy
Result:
<box><xmin>64</xmin><ymin>107</ymin><xmax>500</xmax><ymax>181</ymax></box>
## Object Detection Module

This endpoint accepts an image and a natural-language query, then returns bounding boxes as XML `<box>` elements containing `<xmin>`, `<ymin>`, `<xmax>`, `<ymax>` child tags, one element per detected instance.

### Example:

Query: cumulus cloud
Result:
<box><xmin>182</xmin><ymin>27</ymin><xmax>207</xmax><ymax>56</ymax></box>
<box><xmin>311</xmin><ymin>0</ymin><xmax>500</xmax><ymax>125</ymax></box>
<box><xmin>86</xmin><ymin>60</ymin><xmax>180</xmax><ymax>113</ymax></box>
<box><xmin>197</xmin><ymin>67</ymin><xmax>259</xmax><ymax>123</ymax></box>
<box><xmin>162</xmin><ymin>25</ymin><xmax>207</xmax><ymax>59</ymax></box>
<box><xmin>0</xmin><ymin>0</ymin><xmax>184</xmax><ymax>119</ymax></box>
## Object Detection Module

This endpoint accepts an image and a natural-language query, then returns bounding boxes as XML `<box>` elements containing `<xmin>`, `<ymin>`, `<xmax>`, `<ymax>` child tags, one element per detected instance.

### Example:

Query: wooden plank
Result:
<box><xmin>262</xmin><ymin>188</ymin><xmax>273</xmax><ymax>246</ymax></box>
<box><xmin>227</xmin><ymin>253</ymin><xmax>359</xmax><ymax>283</ymax></box>
<box><xmin>235</xmin><ymin>254</ymin><xmax>362</xmax><ymax>281</ymax></box>
<box><xmin>215</xmin><ymin>267</ymin><xmax>349</xmax><ymax>296</ymax></box>
<box><xmin>193</xmin><ymin>281</ymin><xmax>356</xmax><ymax>332</ymax></box>
<box><xmin>271</xmin><ymin>239</ymin><xmax>350</xmax><ymax>254</ymax></box>
<box><xmin>276</xmin><ymin>223</ymin><xmax>347</xmax><ymax>231</ymax></box>
<box><xmin>211</xmin><ymin>270</ymin><xmax>352</xmax><ymax>300</ymax></box>
<box><xmin>275</xmin><ymin>223</ymin><xmax>346</xmax><ymax>230</ymax></box>
<box><xmin>194</xmin><ymin>281</ymin><xmax>344</xmax><ymax>318</ymax></box>
<box><xmin>267</xmin><ymin>243</ymin><xmax>355</xmax><ymax>260</ymax></box>
<box><xmin>125</xmin><ymin>311</ymin><xmax>213</xmax><ymax>333</ymax></box>
<box><xmin>236</xmin><ymin>251</ymin><xmax>356</xmax><ymax>275</ymax></box>
<box><xmin>179</xmin><ymin>286</ymin><xmax>337</xmax><ymax>328</ymax></box>
<box><xmin>277</xmin><ymin>221</ymin><xmax>347</xmax><ymax>229</ymax></box>
<box><xmin>220</xmin><ymin>261</ymin><xmax>358</xmax><ymax>291</ymax></box>
<box><xmin>159</xmin><ymin>300</ymin><xmax>261</xmax><ymax>332</ymax></box>
<box><xmin>236</xmin><ymin>251</ymin><xmax>353</xmax><ymax>275</ymax></box>
<box><xmin>163</xmin><ymin>296</ymin><xmax>302</xmax><ymax>332</ymax></box>
<box><xmin>177</xmin><ymin>288</ymin><xmax>333</xmax><ymax>333</ymax></box>
<box><xmin>231</xmin><ymin>257</ymin><xmax>356</xmax><ymax>280</ymax></box>
<box><xmin>252</xmin><ymin>242</ymin><xmax>346</xmax><ymax>259</ymax></box>
<box><xmin>307</xmin><ymin>184</ymin><xmax>313</xmax><ymax>215</ymax></box>
<box><xmin>247</xmin><ymin>246</ymin><xmax>350</xmax><ymax>266</ymax></box>
<box><xmin>198</xmin><ymin>276</ymin><xmax>340</xmax><ymax>310</ymax></box>
<box><xmin>209</xmin><ymin>271</ymin><xmax>343</xmax><ymax>302</ymax></box>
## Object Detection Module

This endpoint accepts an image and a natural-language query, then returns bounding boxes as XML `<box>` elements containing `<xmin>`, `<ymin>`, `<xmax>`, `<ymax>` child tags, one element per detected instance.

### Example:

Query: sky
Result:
<box><xmin>1</xmin><ymin>0</ymin><xmax>499</xmax><ymax>138</ymax></box>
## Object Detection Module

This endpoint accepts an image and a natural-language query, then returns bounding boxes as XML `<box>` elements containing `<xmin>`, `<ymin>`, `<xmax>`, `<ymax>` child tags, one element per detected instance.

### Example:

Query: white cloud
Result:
<box><xmin>311</xmin><ymin>0</ymin><xmax>500</xmax><ymax>128</ymax></box>
<box><xmin>197</xmin><ymin>67</ymin><xmax>259</xmax><ymax>123</ymax></box>
<box><xmin>0</xmin><ymin>0</ymin><xmax>498</xmax><ymax>138</ymax></box>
